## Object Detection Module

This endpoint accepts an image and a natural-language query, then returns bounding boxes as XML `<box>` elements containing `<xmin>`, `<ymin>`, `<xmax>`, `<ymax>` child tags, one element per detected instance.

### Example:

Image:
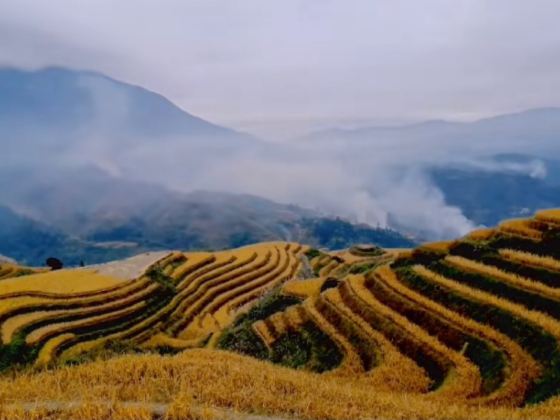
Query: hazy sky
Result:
<box><xmin>1</xmin><ymin>0</ymin><xmax>560</xmax><ymax>139</ymax></box>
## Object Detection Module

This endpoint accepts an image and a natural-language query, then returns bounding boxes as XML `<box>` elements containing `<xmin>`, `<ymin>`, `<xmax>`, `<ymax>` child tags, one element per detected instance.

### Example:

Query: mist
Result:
<box><xmin>4</xmin><ymin>70</ymin><xmax>559</xmax><ymax>241</ymax></box>
<box><xmin>2</xmin><ymin>0</ymin><xmax>560</xmax><ymax>242</ymax></box>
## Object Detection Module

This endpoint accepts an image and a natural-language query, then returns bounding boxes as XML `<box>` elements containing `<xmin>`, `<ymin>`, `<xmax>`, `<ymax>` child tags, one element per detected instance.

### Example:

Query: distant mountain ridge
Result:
<box><xmin>0</xmin><ymin>66</ymin><xmax>255</xmax><ymax>142</ymax></box>
<box><xmin>303</xmin><ymin>107</ymin><xmax>560</xmax><ymax>145</ymax></box>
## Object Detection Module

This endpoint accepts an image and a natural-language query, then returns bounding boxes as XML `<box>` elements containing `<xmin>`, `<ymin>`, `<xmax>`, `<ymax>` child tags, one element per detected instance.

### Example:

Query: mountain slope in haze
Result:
<box><xmin>85</xmin><ymin>190</ymin><xmax>414</xmax><ymax>251</ymax></box>
<box><xmin>303</xmin><ymin>111</ymin><xmax>560</xmax><ymax>233</ymax></box>
<box><xmin>7</xmin><ymin>66</ymin><xmax>560</xmax><ymax>244</ymax></box>
<box><xmin>0</xmin><ymin>206</ymin><xmax>150</xmax><ymax>267</ymax></box>
<box><xmin>0</xmin><ymin>206</ymin><xmax>67</xmax><ymax>264</ymax></box>
<box><xmin>0</xmin><ymin>197</ymin><xmax>414</xmax><ymax>267</ymax></box>
<box><xmin>0</xmin><ymin>168</ymin><xmax>414</xmax><ymax>266</ymax></box>
<box><xmin>303</xmin><ymin>107</ymin><xmax>560</xmax><ymax>149</ymax></box>
<box><xmin>430</xmin><ymin>154</ymin><xmax>560</xmax><ymax>227</ymax></box>
<box><xmin>491</xmin><ymin>153</ymin><xmax>560</xmax><ymax>186</ymax></box>
<box><xmin>0</xmin><ymin>66</ymin><xmax>414</xmax><ymax>264</ymax></box>
<box><xmin>1</xmin><ymin>66</ymin><xmax>261</xmax><ymax>186</ymax></box>
<box><xmin>0</xmin><ymin>66</ymin><xmax>256</xmax><ymax>144</ymax></box>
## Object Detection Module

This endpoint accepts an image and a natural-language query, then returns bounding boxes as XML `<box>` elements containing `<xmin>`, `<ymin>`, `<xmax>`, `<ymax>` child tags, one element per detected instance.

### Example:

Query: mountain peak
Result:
<box><xmin>0</xmin><ymin>65</ymin><xmax>256</xmax><ymax>139</ymax></box>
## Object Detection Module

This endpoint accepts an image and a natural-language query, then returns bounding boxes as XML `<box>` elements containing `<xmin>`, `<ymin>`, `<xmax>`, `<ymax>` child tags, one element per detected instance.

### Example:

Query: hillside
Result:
<box><xmin>430</xmin><ymin>155</ymin><xmax>560</xmax><ymax>227</ymax></box>
<box><xmin>0</xmin><ymin>205</ymin><xmax>159</xmax><ymax>266</ymax></box>
<box><xmin>2</xmin><ymin>163</ymin><xmax>416</xmax><ymax>265</ymax></box>
<box><xmin>3</xmin><ymin>210</ymin><xmax>560</xmax><ymax>418</ymax></box>
<box><xmin>0</xmin><ymin>66</ymin><xmax>257</xmax><ymax>148</ymax></box>
<box><xmin>301</xmin><ymin>111</ymin><xmax>560</xmax><ymax>238</ymax></box>
<box><xmin>0</xmin><ymin>66</ymin><xmax>415</xmax><ymax>265</ymax></box>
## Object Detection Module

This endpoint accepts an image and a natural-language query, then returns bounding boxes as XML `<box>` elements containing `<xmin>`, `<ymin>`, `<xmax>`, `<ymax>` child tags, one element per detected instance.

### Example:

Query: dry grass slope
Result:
<box><xmin>4</xmin><ymin>210</ymin><xmax>560</xmax><ymax>418</ymax></box>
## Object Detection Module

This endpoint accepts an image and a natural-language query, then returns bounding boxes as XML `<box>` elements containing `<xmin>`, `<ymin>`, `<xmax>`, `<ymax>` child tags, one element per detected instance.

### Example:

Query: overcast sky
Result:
<box><xmin>1</xmin><ymin>0</ymin><xmax>560</xmax><ymax>139</ymax></box>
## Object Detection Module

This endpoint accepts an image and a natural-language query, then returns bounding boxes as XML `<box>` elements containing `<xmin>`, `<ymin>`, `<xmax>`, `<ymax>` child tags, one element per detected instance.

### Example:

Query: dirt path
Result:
<box><xmin>83</xmin><ymin>251</ymin><xmax>173</xmax><ymax>280</ymax></box>
<box><xmin>298</xmin><ymin>255</ymin><xmax>315</xmax><ymax>279</ymax></box>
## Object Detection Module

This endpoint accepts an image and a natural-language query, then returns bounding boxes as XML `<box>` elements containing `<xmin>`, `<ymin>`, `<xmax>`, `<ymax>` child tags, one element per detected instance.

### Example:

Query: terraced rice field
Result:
<box><xmin>0</xmin><ymin>242</ymin><xmax>304</xmax><ymax>371</ymax></box>
<box><xmin>218</xmin><ymin>209</ymin><xmax>560</xmax><ymax>418</ymax></box>
<box><xmin>5</xmin><ymin>210</ymin><xmax>560</xmax><ymax>419</ymax></box>
<box><xmin>0</xmin><ymin>263</ymin><xmax>42</xmax><ymax>281</ymax></box>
